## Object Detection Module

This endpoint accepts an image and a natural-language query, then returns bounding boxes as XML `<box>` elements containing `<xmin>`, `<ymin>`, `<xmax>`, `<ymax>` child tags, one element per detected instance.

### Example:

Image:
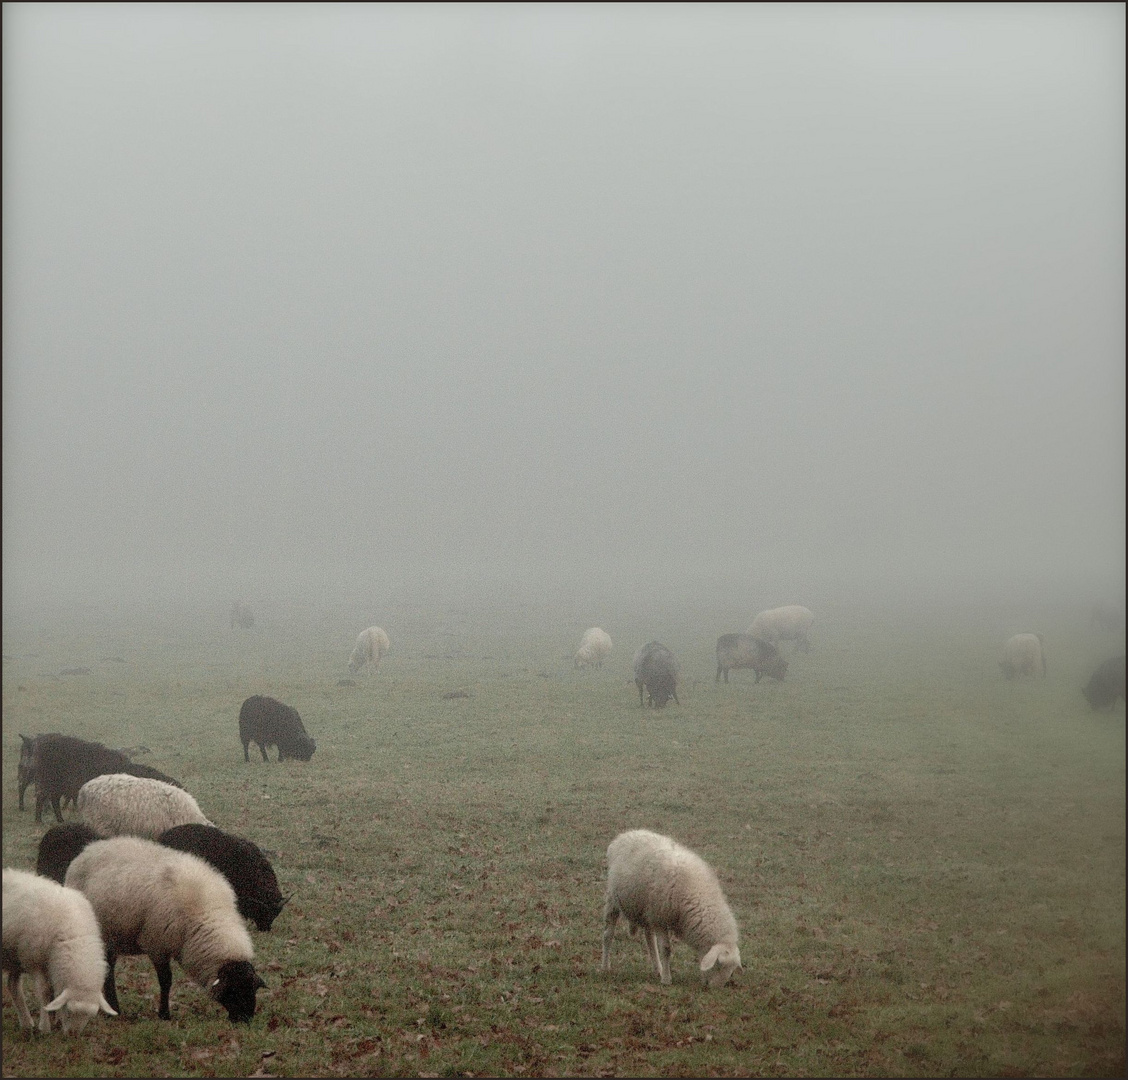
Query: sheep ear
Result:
<box><xmin>211</xmin><ymin>978</ymin><xmax>221</xmax><ymax>988</ymax></box>
<box><xmin>44</xmin><ymin>989</ymin><xmax>70</xmax><ymax>1012</ymax></box>
<box><xmin>699</xmin><ymin>945</ymin><xmax>723</xmax><ymax>972</ymax></box>
<box><xmin>99</xmin><ymin>994</ymin><xmax>118</xmax><ymax>1016</ymax></box>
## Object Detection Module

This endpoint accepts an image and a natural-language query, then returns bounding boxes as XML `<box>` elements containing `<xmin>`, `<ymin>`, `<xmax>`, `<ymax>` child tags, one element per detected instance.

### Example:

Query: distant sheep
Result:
<box><xmin>747</xmin><ymin>606</ymin><xmax>815</xmax><ymax>652</ymax></box>
<box><xmin>65</xmin><ymin>837</ymin><xmax>266</xmax><ymax>1022</ymax></box>
<box><xmin>231</xmin><ymin>601</ymin><xmax>255</xmax><ymax>629</ymax></box>
<box><xmin>601</xmin><ymin>829</ymin><xmax>742</xmax><ymax>988</ymax></box>
<box><xmin>575</xmin><ymin>628</ymin><xmax>613</xmax><ymax>670</ymax></box>
<box><xmin>715</xmin><ymin>634</ymin><xmax>788</xmax><ymax>684</ymax></box>
<box><xmin>77</xmin><ymin>774</ymin><xmax>211</xmax><ymax>840</ymax></box>
<box><xmin>22</xmin><ymin>733</ymin><xmax>181</xmax><ymax>824</ymax></box>
<box><xmin>238</xmin><ymin>695</ymin><xmax>316</xmax><ymax>762</ymax></box>
<box><xmin>36</xmin><ymin>824</ymin><xmax>103</xmax><ymax>884</ymax></box>
<box><xmin>18</xmin><ymin>732</ymin><xmax>61</xmax><ymax>812</ymax></box>
<box><xmin>348</xmin><ymin>626</ymin><xmax>390</xmax><ymax>675</ymax></box>
<box><xmin>1082</xmin><ymin>655</ymin><xmax>1125</xmax><ymax>712</ymax></box>
<box><xmin>1000</xmin><ymin>633</ymin><xmax>1046</xmax><ymax>679</ymax></box>
<box><xmin>2</xmin><ymin>868</ymin><xmax>117</xmax><ymax>1033</ymax></box>
<box><xmin>633</xmin><ymin>642</ymin><xmax>680</xmax><ymax>708</ymax></box>
<box><xmin>159</xmin><ymin>825</ymin><xmax>288</xmax><ymax>932</ymax></box>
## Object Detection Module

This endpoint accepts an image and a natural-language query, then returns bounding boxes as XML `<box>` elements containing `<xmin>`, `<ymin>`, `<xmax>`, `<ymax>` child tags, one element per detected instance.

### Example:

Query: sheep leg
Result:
<box><xmin>641</xmin><ymin>929</ymin><xmax>664</xmax><ymax>979</ymax></box>
<box><xmin>656</xmin><ymin>933</ymin><xmax>673</xmax><ymax>985</ymax></box>
<box><xmin>153</xmin><ymin>958</ymin><xmax>174</xmax><ymax>1020</ymax></box>
<box><xmin>33</xmin><ymin>971</ymin><xmax>53</xmax><ymax>1032</ymax></box>
<box><xmin>260</xmin><ymin>743</ymin><xmax>269</xmax><ymax>763</ymax></box>
<box><xmin>637</xmin><ymin>681</ymin><xmax>645</xmax><ymax>707</ymax></box>
<box><xmin>102</xmin><ymin>948</ymin><xmax>121</xmax><ymax>1015</ymax></box>
<box><xmin>601</xmin><ymin>906</ymin><xmax>619</xmax><ymax>971</ymax></box>
<box><xmin>7</xmin><ymin>972</ymin><xmax>34</xmax><ymax>1029</ymax></box>
<box><xmin>243</xmin><ymin>741</ymin><xmax>251</xmax><ymax>763</ymax></box>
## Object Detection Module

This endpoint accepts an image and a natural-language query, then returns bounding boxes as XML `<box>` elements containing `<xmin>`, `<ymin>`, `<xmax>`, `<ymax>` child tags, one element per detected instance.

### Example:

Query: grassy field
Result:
<box><xmin>2</xmin><ymin>594</ymin><xmax>1124</xmax><ymax>1077</ymax></box>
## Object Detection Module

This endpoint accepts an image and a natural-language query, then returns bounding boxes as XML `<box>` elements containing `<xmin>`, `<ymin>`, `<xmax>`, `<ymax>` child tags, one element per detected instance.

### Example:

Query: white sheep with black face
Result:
<box><xmin>574</xmin><ymin>628</ymin><xmax>613</xmax><ymax>669</ymax></box>
<box><xmin>2</xmin><ymin>868</ymin><xmax>117</xmax><ymax>1034</ymax></box>
<box><xmin>601</xmin><ymin>829</ymin><xmax>742</xmax><ymax>989</ymax></box>
<box><xmin>349</xmin><ymin>626</ymin><xmax>391</xmax><ymax>675</ymax></box>
<box><xmin>64</xmin><ymin>836</ymin><xmax>265</xmax><ymax>1023</ymax></box>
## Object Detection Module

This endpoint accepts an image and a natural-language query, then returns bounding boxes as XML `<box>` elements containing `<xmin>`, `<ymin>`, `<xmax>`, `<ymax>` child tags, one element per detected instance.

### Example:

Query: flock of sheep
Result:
<box><xmin>5</xmin><ymin>601</ymin><xmax>1124</xmax><ymax>1038</ymax></box>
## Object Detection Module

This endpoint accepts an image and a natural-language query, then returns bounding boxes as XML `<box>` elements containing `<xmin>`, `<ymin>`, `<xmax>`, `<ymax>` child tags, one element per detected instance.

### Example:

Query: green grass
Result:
<box><xmin>3</xmin><ymin>598</ymin><xmax>1124</xmax><ymax>1077</ymax></box>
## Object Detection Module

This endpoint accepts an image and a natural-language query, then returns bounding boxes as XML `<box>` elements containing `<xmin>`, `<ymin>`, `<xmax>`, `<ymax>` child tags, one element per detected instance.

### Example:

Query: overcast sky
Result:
<box><xmin>3</xmin><ymin>4</ymin><xmax>1124</xmax><ymax>613</ymax></box>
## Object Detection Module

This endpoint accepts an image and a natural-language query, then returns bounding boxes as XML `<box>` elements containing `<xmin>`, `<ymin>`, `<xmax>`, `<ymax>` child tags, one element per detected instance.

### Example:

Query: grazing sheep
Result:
<box><xmin>747</xmin><ymin>606</ymin><xmax>815</xmax><ymax>652</ymax></box>
<box><xmin>348</xmin><ymin>626</ymin><xmax>391</xmax><ymax>675</ymax></box>
<box><xmin>64</xmin><ymin>837</ymin><xmax>266</xmax><ymax>1023</ymax></box>
<box><xmin>77</xmin><ymin>774</ymin><xmax>211</xmax><ymax>840</ymax></box>
<box><xmin>36</xmin><ymin>824</ymin><xmax>103</xmax><ymax>884</ymax></box>
<box><xmin>574</xmin><ymin>628</ymin><xmax>613</xmax><ymax>669</ymax></box>
<box><xmin>17</xmin><ymin>732</ymin><xmax>61</xmax><ymax>812</ymax></box>
<box><xmin>238</xmin><ymin>696</ymin><xmax>316</xmax><ymax>762</ymax></box>
<box><xmin>633</xmin><ymin>642</ymin><xmax>680</xmax><ymax>708</ymax></box>
<box><xmin>715</xmin><ymin>634</ymin><xmax>788</xmax><ymax>684</ymax></box>
<box><xmin>601</xmin><ymin>829</ymin><xmax>742</xmax><ymax>988</ymax></box>
<box><xmin>23</xmin><ymin>734</ymin><xmax>181</xmax><ymax>824</ymax></box>
<box><xmin>1082</xmin><ymin>655</ymin><xmax>1126</xmax><ymax>712</ymax></box>
<box><xmin>1000</xmin><ymin>633</ymin><xmax>1047</xmax><ymax>679</ymax></box>
<box><xmin>159</xmin><ymin>825</ymin><xmax>288</xmax><ymax>932</ymax></box>
<box><xmin>2</xmin><ymin>868</ymin><xmax>117</xmax><ymax>1033</ymax></box>
<box><xmin>230</xmin><ymin>601</ymin><xmax>255</xmax><ymax>629</ymax></box>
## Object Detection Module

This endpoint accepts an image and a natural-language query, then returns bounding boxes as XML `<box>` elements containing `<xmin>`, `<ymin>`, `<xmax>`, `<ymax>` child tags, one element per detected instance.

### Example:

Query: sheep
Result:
<box><xmin>715</xmin><ymin>634</ymin><xmax>788</xmax><ymax>684</ymax></box>
<box><xmin>747</xmin><ymin>605</ymin><xmax>815</xmax><ymax>653</ymax></box>
<box><xmin>76</xmin><ymin>774</ymin><xmax>212</xmax><ymax>840</ymax></box>
<box><xmin>999</xmin><ymin>633</ymin><xmax>1047</xmax><ymax>679</ymax></box>
<box><xmin>36</xmin><ymin>822</ymin><xmax>289</xmax><ymax>933</ymax></box>
<box><xmin>158</xmin><ymin>825</ymin><xmax>289</xmax><ymax>932</ymax></box>
<box><xmin>1082</xmin><ymin>655</ymin><xmax>1125</xmax><ymax>711</ymax></box>
<box><xmin>238</xmin><ymin>695</ymin><xmax>316</xmax><ymax>762</ymax></box>
<box><xmin>633</xmin><ymin>642</ymin><xmax>680</xmax><ymax>708</ymax></box>
<box><xmin>36</xmin><ymin>824</ymin><xmax>103</xmax><ymax>884</ymax></box>
<box><xmin>2</xmin><ymin>868</ymin><xmax>117</xmax><ymax>1033</ymax></box>
<box><xmin>23</xmin><ymin>733</ymin><xmax>182</xmax><ymax>824</ymax></box>
<box><xmin>574</xmin><ymin>627</ymin><xmax>613</xmax><ymax>670</ymax></box>
<box><xmin>348</xmin><ymin>626</ymin><xmax>391</xmax><ymax>675</ymax></box>
<box><xmin>64</xmin><ymin>836</ymin><xmax>266</xmax><ymax>1023</ymax></box>
<box><xmin>601</xmin><ymin>829</ymin><xmax>742</xmax><ymax>988</ymax></box>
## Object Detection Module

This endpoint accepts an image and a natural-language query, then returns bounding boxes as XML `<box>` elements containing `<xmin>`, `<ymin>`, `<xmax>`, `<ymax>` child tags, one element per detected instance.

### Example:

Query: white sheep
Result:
<box><xmin>1000</xmin><ymin>633</ymin><xmax>1046</xmax><ymax>679</ymax></box>
<box><xmin>2</xmin><ymin>868</ymin><xmax>117</xmax><ymax>1033</ymax></box>
<box><xmin>64</xmin><ymin>836</ymin><xmax>265</xmax><ymax>1022</ymax></box>
<box><xmin>747</xmin><ymin>605</ymin><xmax>815</xmax><ymax>652</ymax></box>
<box><xmin>601</xmin><ymin>829</ymin><xmax>742</xmax><ymax>988</ymax></box>
<box><xmin>76</xmin><ymin>773</ymin><xmax>212</xmax><ymax>840</ymax></box>
<box><xmin>349</xmin><ymin>626</ymin><xmax>391</xmax><ymax>675</ymax></box>
<box><xmin>574</xmin><ymin>627</ymin><xmax>613</xmax><ymax>669</ymax></box>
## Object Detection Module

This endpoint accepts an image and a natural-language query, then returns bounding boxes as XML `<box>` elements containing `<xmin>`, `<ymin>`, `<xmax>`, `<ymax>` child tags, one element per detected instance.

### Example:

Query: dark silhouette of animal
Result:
<box><xmin>238</xmin><ymin>696</ymin><xmax>316</xmax><ymax>762</ymax></box>
<box><xmin>36</xmin><ymin>823</ymin><xmax>103</xmax><ymax>883</ymax></box>
<box><xmin>1082</xmin><ymin>655</ymin><xmax>1126</xmax><ymax>712</ymax></box>
<box><xmin>159</xmin><ymin>825</ymin><xmax>289</xmax><ymax>931</ymax></box>
<box><xmin>633</xmin><ymin>642</ymin><xmax>680</xmax><ymax>709</ymax></box>
<box><xmin>715</xmin><ymin>634</ymin><xmax>789</xmax><ymax>684</ymax></box>
<box><xmin>24</xmin><ymin>734</ymin><xmax>181</xmax><ymax>824</ymax></box>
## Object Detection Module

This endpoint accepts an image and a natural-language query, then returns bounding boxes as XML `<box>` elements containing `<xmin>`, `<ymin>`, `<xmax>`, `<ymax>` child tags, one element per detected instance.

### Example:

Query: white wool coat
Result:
<box><xmin>575</xmin><ymin>628</ymin><xmax>613</xmax><ymax>668</ymax></box>
<box><xmin>2</xmin><ymin>868</ymin><xmax>115</xmax><ymax>1033</ymax></box>
<box><xmin>349</xmin><ymin>626</ymin><xmax>391</xmax><ymax>673</ymax></box>
<box><xmin>77</xmin><ymin>773</ymin><xmax>211</xmax><ymax>840</ymax></box>
<box><xmin>64</xmin><ymin>837</ymin><xmax>254</xmax><ymax>993</ymax></box>
<box><xmin>602</xmin><ymin>829</ymin><xmax>741</xmax><ymax>987</ymax></box>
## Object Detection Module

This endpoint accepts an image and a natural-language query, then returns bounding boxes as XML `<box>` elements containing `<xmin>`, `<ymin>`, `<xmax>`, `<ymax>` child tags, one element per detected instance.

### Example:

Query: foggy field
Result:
<box><xmin>3</xmin><ymin>598</ymin><xmax>1124</xmax><ymax>1078</ymax></box>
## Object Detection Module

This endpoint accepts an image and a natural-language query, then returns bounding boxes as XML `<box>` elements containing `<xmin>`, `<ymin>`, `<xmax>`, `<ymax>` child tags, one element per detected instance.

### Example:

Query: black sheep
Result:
<box><xmin>633</xmin><ymin>642</ymin><xmax>681</xmax><ymax>709</ymax></box>
<box><xmin>159</xmin><ymin>824</ymin><xmax>289</xmax><ymax>931</ymax></box>
<box><xmin>238</xmin><ymin>696</ymin><xmax>316</xmax><ymax>763</ymax></box>
<box><xmin>35</xmin><ymin>822</ymin><xmax>102</xmax><ymax>883</ymax></box>
<box><xmin>27</xmin><ymin>734</ymin><xmax>182</xmax><ymax>824</ymax></box>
